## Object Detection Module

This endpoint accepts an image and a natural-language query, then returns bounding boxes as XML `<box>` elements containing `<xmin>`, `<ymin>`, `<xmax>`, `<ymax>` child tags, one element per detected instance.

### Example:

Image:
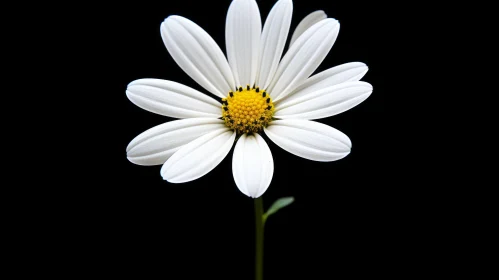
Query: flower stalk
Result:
<box><xmin>254</xmin><ymin>197</ymin><xmax>264</xmax><ymax>280</ymax></box>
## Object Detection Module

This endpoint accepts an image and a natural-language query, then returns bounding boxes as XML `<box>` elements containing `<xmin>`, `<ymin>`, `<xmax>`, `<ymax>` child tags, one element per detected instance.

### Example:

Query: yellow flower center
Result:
<box><xmin>222</xmin><ymin>85</ymin><xmax>275</xmax><ymax>134</ymax></box>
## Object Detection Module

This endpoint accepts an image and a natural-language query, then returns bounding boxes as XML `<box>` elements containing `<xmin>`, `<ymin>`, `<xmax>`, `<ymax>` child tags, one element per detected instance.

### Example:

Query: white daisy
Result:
<box><xmin>126</xmin><ymin>0</ymin><xmax>372</xmax><ymax>198</ymax></box>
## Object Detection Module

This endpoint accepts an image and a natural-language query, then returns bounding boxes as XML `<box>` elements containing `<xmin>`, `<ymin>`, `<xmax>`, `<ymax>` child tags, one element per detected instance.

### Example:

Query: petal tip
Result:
<box><xmin>161</xmin><ymin>170</ymin><xmax>174</xmax><ymax>182</ymax></box>
<box><xmin>126</xmin><ymin>155</ymin><xmax>135</xmax><ymax>164</ymax></box>
<box><xmin>351</xmin><ymin>61</ymin><xmax>368</xmax><ymax>68</ymax></box>
<box><xmin>125</xmin><ymin>143</ymin><xmax>133</xmax><ymax>153</ymax></box>
<box><xmin>125</xmin><ymin>89</ymin><xmax>133</xmax><ymax>98</ymax></box>
<box><xmin>361</xmin><ymin>81</ymin><xmax>373</xmax><ymax>91</ymax></box>
<box><xmin>127</xmin><ymin>155</ymin><xmax>149</xmax><ymax>166</ymax></box>
<box><xmin>323</xmin><ymin>17</ymin><xmax>338</xmax><ymax>24</ymax></box>
<box><xmin>253</xmin><ymin>191</ymin><xmax>265</xmax><ymax>198</ymax></box>
<box><xmin>164</xmin><ymin>15</ymin><xmax>181</xmax><ymax>23</ymax></box>
<box><xmin>127</xmin><ymin>80</ymin><xmax>140</xmax><ymax>88</ymax></box>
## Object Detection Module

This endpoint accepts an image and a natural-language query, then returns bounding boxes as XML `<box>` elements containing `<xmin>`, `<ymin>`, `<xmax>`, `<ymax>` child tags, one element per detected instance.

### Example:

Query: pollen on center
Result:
<box><xmin>221</xmin><ymin>85</ymin><xmax>274</xmax><ymax>134</ymax></box>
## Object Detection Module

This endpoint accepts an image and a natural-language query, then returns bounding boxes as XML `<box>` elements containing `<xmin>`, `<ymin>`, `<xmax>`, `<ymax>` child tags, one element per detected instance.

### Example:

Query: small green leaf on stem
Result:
<box><xmin>263</xmin><ymin>197</ymin><xmax>294</xmax><ymax>223</ymax></box>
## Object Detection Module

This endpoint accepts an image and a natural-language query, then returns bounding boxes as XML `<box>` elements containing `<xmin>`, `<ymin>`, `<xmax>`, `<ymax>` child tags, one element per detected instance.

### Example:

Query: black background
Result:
<box><xmin>105</xmin><ymin>0</ymin><xmax>409</xmax><ymax>278</ymax></box>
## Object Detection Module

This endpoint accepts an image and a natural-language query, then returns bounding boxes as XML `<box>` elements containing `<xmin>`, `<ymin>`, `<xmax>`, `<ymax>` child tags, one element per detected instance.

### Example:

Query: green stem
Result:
<box><xmin>254</xmin><ymin>197</ymin><xmax>264</xmax><ymax>280</ymax></box>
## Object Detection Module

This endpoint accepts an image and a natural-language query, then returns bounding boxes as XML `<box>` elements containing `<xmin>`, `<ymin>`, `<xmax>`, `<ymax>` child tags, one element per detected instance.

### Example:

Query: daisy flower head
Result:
<box><xmin>126</xmin><ymin>0</ymin><xmax>372</xmax><ymax>198</ymax></box>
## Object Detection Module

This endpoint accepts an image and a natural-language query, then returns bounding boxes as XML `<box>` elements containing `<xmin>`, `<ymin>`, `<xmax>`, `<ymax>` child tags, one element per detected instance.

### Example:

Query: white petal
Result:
<box><xmin>275</xmin><ymin>81</ymin><xmax>372</xmax><ymax>120</ymax></box>
<box><xmin>126</xmin><ymin>79</ymin><xmax>222</xmax><ymax>118</ymax></box>
<box><xmin>232</xmin><ymin>134</ymin><xmax>274</xmax><ymax>198</ymax></box>
<box><xmin>264</xmin><ymin>119</ymin><xmax>351</xmax><ymax>162</ymax></box>
<box><xmin>161</xmin><ymin>128</ymin><xmax>236</xmax><ymax>183</ymax></box>
<box><xmin>127</xmin><ymin>118</ymin><xmax>225</xmax><ymax>166</ymax></box>
<box><xmin>289</xmin><ymin>10</ymin><xmax>327</xmax><ymax>47</ymax></box>
<box><xmin>161</xmin><ymin>16</ymin><xmax>235</xmax><ymax>98</ymax></box>
<box><xmin>277</xmin><ymin>62</ymin><xmax>368</xmax><ymax>105</ymax></box>
<box><xmin>256</xmin><ymin>0</ymin><xmax>293</xmax><ymax>89</ymax></box>
<box><xmin>267</xmin><ymin>19</ymin><xmax>340</xmax><ymax>102</ymax></box>
<box><xmin>226</xmin><ymin>0</ymin><xmax>261</xmax><ymax>87</ymax></box>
